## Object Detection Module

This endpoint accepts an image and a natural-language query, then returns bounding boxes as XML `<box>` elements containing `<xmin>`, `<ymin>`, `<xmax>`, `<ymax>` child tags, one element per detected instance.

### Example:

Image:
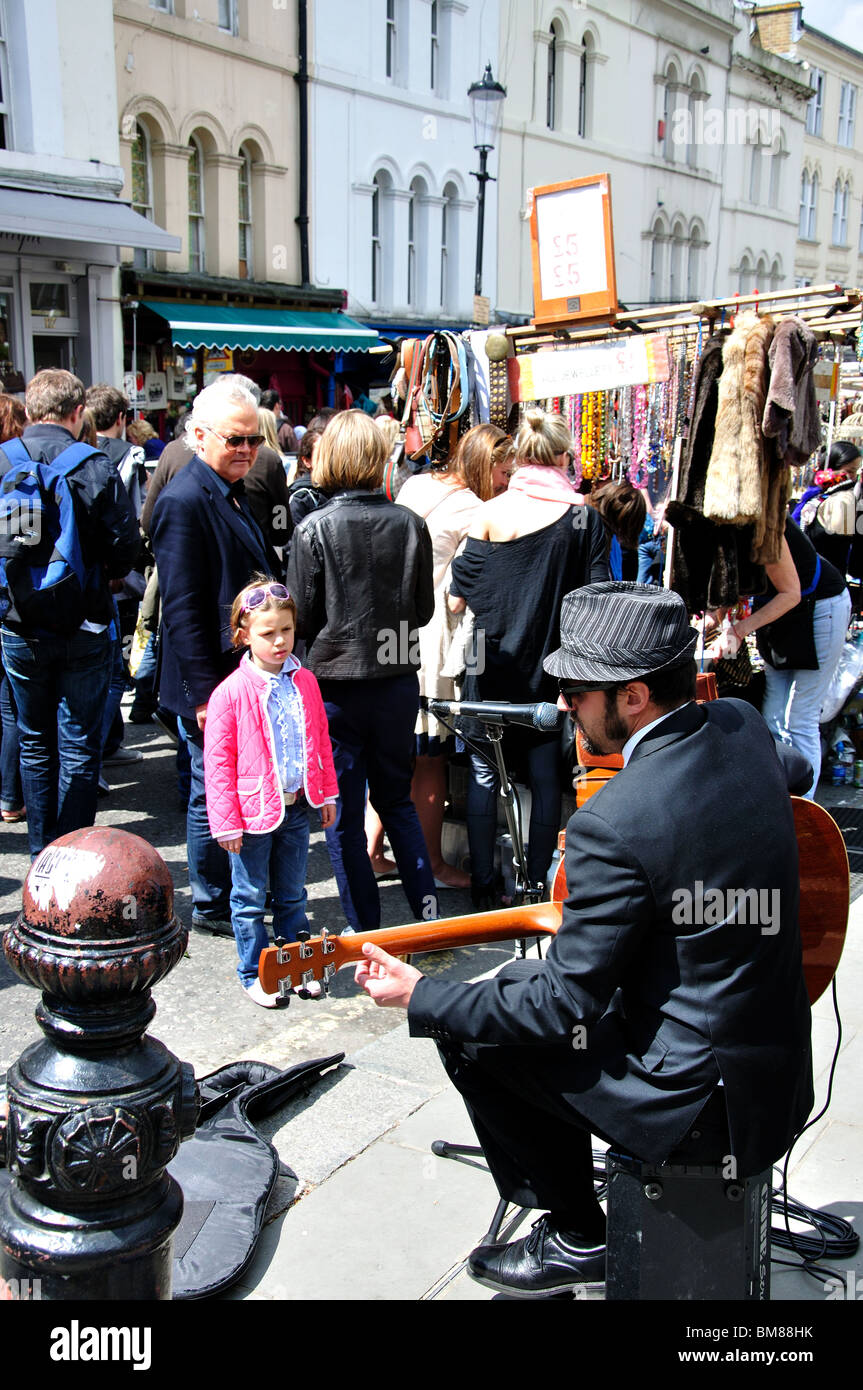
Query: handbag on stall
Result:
<box><xmin>756</xmin><ymin>557</ymin><xmax>821</xmax><ymax>672</ymax></box>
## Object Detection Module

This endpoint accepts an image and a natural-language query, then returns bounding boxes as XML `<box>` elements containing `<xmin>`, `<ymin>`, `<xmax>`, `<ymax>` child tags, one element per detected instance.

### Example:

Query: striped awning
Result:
<box><xmin>141</xmin><ymin>300</ymin><xmax>380</xmax><ymax>353</ymax></box>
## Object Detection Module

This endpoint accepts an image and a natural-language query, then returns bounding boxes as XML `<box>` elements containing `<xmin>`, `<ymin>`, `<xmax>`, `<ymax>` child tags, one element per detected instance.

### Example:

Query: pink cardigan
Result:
<box><xmin>204</xmin><ymin>654</ymin><xmax>338</xmax><ymax>840</ymax></box>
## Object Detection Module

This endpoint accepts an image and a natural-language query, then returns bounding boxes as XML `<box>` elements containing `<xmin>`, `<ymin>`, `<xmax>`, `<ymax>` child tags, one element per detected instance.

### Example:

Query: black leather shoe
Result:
<box><xmin>468</xmin><ymin>1215</ymin><xmax>605</xmax><ymax>1298</ymax></box>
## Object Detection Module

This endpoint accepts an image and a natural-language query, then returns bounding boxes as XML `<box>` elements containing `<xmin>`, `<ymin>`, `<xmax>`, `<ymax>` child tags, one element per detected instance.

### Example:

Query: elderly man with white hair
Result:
<box><xmin>150</xmin><ymin>377</ymin><xmax>282</xmax><ymax>934</ymax></box>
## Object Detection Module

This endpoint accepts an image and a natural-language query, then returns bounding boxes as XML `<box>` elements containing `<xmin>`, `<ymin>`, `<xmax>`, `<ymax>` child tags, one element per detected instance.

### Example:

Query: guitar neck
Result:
<box><xmin>258</xmin><ymin>900</ymin><xmax>561</xmax><ymax>994</ymax></box>
<box><xmin>335</xmin><ymin>900</ymin><xmax>561</xmax><ymax>966</ymax></box>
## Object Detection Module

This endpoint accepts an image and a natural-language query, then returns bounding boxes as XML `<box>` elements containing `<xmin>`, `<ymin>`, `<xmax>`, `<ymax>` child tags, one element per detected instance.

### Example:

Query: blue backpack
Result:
<box><xmin>0</xmin><ymin>436</ymin><xmax>99</xmax><ymax>633</ymax></box>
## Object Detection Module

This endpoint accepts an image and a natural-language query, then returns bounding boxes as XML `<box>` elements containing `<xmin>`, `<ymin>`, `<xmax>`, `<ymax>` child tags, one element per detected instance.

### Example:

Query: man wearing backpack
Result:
<box><xmin>0</xmin><ymin>369</ymin><xmax>139</xmax><ymax>857</ymax></box>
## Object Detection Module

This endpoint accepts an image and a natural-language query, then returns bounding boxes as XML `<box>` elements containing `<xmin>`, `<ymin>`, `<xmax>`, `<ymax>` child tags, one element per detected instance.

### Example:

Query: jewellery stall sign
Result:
<box><xmin>509</xmin><ymin>333</ymin><xmax>671</xmax><ymax>402</ymax></box>
<box><xmin>528</xmin><ymin>174</ymin><xmax>618</xmax><ymax>328</ymax></box>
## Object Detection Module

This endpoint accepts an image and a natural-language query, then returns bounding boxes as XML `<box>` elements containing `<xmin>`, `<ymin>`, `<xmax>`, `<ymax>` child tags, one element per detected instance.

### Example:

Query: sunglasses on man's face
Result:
<box><xmin>203</xmin><ymin>425</ymin><xmax>264</xmax><ymax>450</ymax></box>
<box><xmin>558</xmin><ymin>680</ymin><xmax>622</xmax><ymax>708</ymax></box>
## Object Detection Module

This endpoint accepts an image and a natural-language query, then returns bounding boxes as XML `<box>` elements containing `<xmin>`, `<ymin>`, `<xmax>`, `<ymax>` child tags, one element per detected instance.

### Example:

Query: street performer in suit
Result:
<box><xmin>355</xmin><ymin>581</ymin><xmax>814</xmax><ymax>1297</ymax></box>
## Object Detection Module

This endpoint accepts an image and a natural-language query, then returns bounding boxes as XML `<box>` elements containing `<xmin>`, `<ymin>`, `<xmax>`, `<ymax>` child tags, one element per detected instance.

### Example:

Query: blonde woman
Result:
<box><xmin>393</xmin><ymin>428</ymin><xmax>504</xmax><ymax>889</ymax></box>
<box><xmin>448</xmin><ymin>409</ymin><xmax>610</xmax><ymax>908</ymax></box>
<box><xmin>287</xmin><ymin>411</ymin><xmax>438</xmax><ymax>932</ymax></box>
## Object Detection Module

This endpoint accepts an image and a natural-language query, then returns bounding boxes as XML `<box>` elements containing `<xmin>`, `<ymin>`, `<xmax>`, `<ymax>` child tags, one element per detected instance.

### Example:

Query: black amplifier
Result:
<box><xmin>605</xmin><ymin>1151</ymin><xmax>772</xmax><ymax>1301</ymax></box>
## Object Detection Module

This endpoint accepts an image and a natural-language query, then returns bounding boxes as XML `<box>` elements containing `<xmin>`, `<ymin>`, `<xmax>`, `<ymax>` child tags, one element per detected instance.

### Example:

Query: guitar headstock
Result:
<box><xmin>259</xmin><ymin>928</ymin><xmax>341</xmax><ymax>998</ymax></box>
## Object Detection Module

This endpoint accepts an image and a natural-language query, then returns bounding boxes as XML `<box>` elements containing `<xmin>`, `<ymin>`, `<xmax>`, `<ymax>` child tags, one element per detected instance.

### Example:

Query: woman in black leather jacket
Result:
<box><xmin>287</xmin><ymin>411</ymin><xmax>437</xmax><ymax>932</ymax></box>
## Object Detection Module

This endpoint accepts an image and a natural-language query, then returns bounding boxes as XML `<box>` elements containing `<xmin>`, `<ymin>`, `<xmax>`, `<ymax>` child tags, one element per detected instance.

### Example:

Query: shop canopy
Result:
<box><xmin>141</xmin><ymin>300</ymin><xmax>380</xmax><ymax>354</ymax></box>
<box><xmin>0</xmin><ymin>189</ymin><xmax>180</xmax><ymax>251</ymax></box>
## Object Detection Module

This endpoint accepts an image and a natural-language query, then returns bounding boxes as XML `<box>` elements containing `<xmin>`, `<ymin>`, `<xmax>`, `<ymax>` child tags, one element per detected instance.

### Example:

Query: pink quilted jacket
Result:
<box><xmin>204</xmin><ymin>654</ymin><xmax>338</xmax><ymax>840</ymax></box>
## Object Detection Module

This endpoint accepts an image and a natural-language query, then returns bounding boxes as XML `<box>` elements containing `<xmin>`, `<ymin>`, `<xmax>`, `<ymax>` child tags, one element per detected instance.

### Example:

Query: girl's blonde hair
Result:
<box><xmin>258</xmin><ymin>407</ymin><xmax>281</xmax><ymax>454</ymax></box>
<box><xmin>230</xmin><ymin>573</ymin><xmax>297</xmax><ymax>650</ymax></box>
<box><xmin>513</xmin><ymin>409</ymin><xmax>573</xmax><ymax>469</ymax></box>
<box><xmin>311</xmin><ymin>410</ymin><xmax>387</xmax><ymax>491</ymax></box>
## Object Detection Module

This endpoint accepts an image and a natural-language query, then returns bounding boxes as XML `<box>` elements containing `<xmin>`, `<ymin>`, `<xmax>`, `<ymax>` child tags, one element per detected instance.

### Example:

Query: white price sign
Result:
<box><xmin>536</xmin><ymin>183</ymin><xmax>609</xmax><ymax>301</ymax></box>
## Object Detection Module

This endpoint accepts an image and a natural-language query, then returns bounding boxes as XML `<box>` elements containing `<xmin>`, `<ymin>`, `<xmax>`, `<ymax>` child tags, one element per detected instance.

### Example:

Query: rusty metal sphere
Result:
<box><xmin>3</xmin><ymin>827</ymin><xmax>186</xmax><ymax>1003</ymax></box>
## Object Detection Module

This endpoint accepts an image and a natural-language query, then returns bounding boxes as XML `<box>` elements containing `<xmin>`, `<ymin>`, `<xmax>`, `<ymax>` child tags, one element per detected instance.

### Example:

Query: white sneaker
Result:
<box><xmin>243</xmin><ymin>978</ymin><xmax>283</xmax><ymax>1009</ymax></box>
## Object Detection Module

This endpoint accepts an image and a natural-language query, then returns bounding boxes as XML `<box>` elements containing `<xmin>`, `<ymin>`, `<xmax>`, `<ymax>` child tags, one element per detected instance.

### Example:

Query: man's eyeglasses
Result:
<box><xmin>241</xmin><ymin>583</ymin><xmax>290</xmax><ymax>613</ymax></box>
<box><xmin>558</xmin><ymin>679</ymin><xmax>621</xmax><ymax>708</ymax></box>
<box><xmin>203</xmin><ymin>425</ymin><xmax>264</xmax><ymax>450</ymax></box>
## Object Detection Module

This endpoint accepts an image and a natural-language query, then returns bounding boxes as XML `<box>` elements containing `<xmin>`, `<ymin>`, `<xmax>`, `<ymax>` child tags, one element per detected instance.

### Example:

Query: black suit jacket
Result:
<box><xmin>150</xmin><ymin>455</ymin><xmax>281</xmax><ymax>718</ymax></box>
<box><xmin>409</xmin><ymin>698</ymin><xmax>814</xmax><ymax>1176</ymax></box>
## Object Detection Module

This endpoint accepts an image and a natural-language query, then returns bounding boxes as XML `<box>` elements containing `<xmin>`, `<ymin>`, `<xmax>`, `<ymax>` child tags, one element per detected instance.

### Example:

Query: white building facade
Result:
<box><xmin>493</xmin><ymin>0</ymin><xmax>809</xmax><ymax>320</ymax></box>
<box><xmin>791</xmin><ymin>22</ymin><xmax>863</xmax><ymax>290</ymax></box>
<box><xmin>0</xmin><ymin>0</ymin><xmax>176</xmax><ymax>389</ymax></box>
<box><xmin>310</xmin><ymin>0</ymin><xmax>500</xmax><ymax>332</ymax></box>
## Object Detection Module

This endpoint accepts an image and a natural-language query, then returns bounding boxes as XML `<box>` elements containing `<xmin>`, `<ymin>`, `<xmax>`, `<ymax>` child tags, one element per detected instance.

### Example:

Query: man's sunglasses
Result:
<box><xmin>203</xmin><ymin>425</ymin><xmax>264</xmax><ymax>450</ymax></box>
<box><xmin>558</xmin><ymin>679</ymin><xmax>622</xmax><ymax>707</ymax></box>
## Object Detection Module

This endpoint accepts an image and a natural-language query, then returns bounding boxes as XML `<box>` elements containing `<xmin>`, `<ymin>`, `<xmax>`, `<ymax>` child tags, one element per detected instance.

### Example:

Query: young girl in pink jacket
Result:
<box><xmin>204</xmin><ymin>576</ymin><xmax>338</xmax><ymax>1008</ymax></box>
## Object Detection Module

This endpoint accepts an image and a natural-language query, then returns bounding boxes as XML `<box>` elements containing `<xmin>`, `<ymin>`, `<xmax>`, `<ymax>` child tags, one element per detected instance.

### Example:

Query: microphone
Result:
<box><xmin>423</xmin><ymin>697</ymin><xmax>564</xmax><ymax>732</ymax></box>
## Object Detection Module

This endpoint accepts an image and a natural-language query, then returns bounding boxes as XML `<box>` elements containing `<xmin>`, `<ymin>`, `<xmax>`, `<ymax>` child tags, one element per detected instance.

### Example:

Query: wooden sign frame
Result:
<box><xmin>528</xmin><ymin>173</ymin><xmax>618</xmax><ymax>329</ymax></box>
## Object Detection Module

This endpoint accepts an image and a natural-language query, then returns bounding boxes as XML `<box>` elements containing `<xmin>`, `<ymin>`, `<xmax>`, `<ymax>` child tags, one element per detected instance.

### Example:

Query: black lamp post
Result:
<box><xmin>468</xmin><ymin>63</ymin><xmax>507</xmax><ymax>300</ymax></box>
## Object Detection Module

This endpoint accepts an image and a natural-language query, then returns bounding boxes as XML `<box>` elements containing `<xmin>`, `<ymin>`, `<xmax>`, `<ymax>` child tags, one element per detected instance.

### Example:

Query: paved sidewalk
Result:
<box><xmin>231</xmin><ymin>789</ymin><xmax>863</xmax><ymax>1306</ymax></box>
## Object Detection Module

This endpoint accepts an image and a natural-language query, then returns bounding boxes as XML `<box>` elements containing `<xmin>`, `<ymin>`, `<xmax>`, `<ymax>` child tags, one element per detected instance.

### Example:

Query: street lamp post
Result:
<box><xmin>468</xmin><ymin>64</ymin><xmax>507</xmax><ymax>301</ymax></box>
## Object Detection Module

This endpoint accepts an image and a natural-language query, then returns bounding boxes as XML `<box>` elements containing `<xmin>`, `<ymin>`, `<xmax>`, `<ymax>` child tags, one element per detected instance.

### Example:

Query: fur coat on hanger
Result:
<box><xmin>703</xmin><ymin>310</ymin><xmax>775</xmax><ymax>529</ymax></box>
<box><xmin>667</xmin><ymin>334</ymin><xmax>765</xmax><ymax>612</ymax></box>
<box><xmin>762</xmin><ymin>317</ymin><xmax>823</xmax><ymax>467</ymax></box>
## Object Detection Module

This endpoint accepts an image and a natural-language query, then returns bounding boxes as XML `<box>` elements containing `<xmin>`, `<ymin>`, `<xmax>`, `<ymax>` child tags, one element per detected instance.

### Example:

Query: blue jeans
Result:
<box><xmin>180</xmin><ymin>716</ymin><xmax>231</xmax><ymax>918</ymax></box>
<box><xmin>0</xmin><ymin>647</ymin><xmax>23</xmax><ymax>813</ymax></box>
<box><xmin>1</xmin><ymin>626</ymin><xmax>111</xmax><ymax>856</ymax></box>
<box><xmin>228</xmin><ymin>800</ymin><xmax>311</xmax><ymax>987</ymax></box>
<box><xmin>467</xmin><ymin>730</ymin><xmax>562</xmax><ymax>892</ymax></box>
<box><xmin>637</xmin><ymin>537</ymin><xmax>664</xmax><ymax>585</ymax></box>
<box><xmin>761</xmin><ymin>589</ymin><xmax>852</xmax><ymax>799</ymax></box>
<box><xmin>100</xmin><ymin>603</ymin><xmax>128</xmax><ymax>756</ymax></box>
<box><xmin>320</xmin><ymin>674</ymin><xmax>438</xmax><ymax>932</ymax></box>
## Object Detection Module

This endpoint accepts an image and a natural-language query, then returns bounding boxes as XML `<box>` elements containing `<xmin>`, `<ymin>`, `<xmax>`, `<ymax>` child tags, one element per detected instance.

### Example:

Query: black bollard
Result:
<box><xmin>0</xmin><ymin>826</ymin><xmax>199</xmax><ymax>1300</ymax></box>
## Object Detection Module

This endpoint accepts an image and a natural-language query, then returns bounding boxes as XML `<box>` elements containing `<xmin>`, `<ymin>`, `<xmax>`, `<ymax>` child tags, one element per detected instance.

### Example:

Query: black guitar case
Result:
<box><xmin>169</xmin><ymin>1054</ymin><xmax>344</xmax><ymax>1299</ymax></box>
<box><xmin>0</xmin><ymin>1053</ymin><xmax>344</xmax><ymax>1301</ymax></box>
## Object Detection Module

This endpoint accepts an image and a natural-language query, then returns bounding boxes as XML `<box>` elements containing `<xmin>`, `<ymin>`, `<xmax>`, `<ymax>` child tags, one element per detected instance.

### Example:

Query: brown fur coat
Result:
<box><xmin>703</xmin><ymin>311</ymin><xmax>775</xmax><ymax>528</ymax></box>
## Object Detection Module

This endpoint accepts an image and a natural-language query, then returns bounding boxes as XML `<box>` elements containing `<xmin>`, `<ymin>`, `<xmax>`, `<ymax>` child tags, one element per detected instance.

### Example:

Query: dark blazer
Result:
<box><xmin>409</xmin><ymin>698</ymin><xmax>814</xmax><ymax>1176</ymax></box>
<box><xmin>142</xmin><ymin>439</ymin><xmax>292</xmax><ymax>551</ymax></box>
<box><xmin>150</xmin><ymin>454</ymin><xmax>280</xmax><ymax>718</ymax></box>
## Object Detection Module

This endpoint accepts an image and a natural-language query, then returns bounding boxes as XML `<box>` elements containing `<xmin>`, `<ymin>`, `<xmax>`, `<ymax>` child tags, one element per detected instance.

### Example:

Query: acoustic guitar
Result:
<box><xmin>259</xmin><ymin>796</ymin><xmax>849</xmax><ymax>1006</ymax></box>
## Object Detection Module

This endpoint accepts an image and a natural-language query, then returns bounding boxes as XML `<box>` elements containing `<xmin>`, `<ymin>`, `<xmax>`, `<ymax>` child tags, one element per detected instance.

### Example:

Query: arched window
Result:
<box><xmin>371</xmin><ymin>172</ymin><xmax>383</xmax><ymax>304</ymax></box>
<box><xmin>832</xmin><ymin>179</ymin><xmax>850</xmax><ymax>245</ymax></box>
<box><xmin>738</xmin><ymin>254</ymin><xmax>753</xmax><ymax>296</ymax></box>
<box><xmin>131</xmin><ymin>121</ymin><xmax>153</xmax><ymax>270</ymax></box>
<box><xmin>187</xmin><ymin>135</ymin><xmax>205</xmax><ymax>274</ymax></box>
<box><xmin>547</xmin><ymin>22</ymin><xmax>559</xmax><ymax>130</ymax></box>
<box><xmin>770</xmin><ymin>258</ymin><xmax>782</xmax><ymax>292</ymax></box>
<box><xmin>663</xmin><ymin>63</ymin><xmax>680</xmax><ymax>162</ymax></box>
<box><xmin>687</xmin><ymin>74</ymin><xmax>702</xmax><ymax>168</ymax></box>
<box><xmin>238</xmin><ymin>144</ymin><xmax>253</xmax><ymax>280</ymax></box>
<box><xmin>649</xmin><ymin>218</ymin><xmax>667</xmax><ymax>303</ymax></box>
<box><xmin>687</xmin><ymin>225</ymin><xmax>705</xmax><ymax>300</ymax></box>
<box><xmin>440</xmin><ymin>181</ymin><xmax>458</xmax><ymax>312</ymax></box>
<box><xmin>407</xmin><ymin>176</ymin><xmax>428</xmax><ymax>310</ymax></box>
<box><xmin>798</xmin><ymin>170</ymin><xmax>810</xmax><ymax>238</ymax></box>
<box><xmin>578</xmin><ymin>32</ymin><xmax>592</xmax><ymax>139</ymax></box>
<box><xmin>769</xmin><ymin>132</ymin><xmax>786</xmax><ymax>210</ymax></box>
<box><xmin>755</xmin><ymin>255</ymin><xmax>768</xmax><ymax>291</ymax></box>
<box><xmin>749</xmin><ymin>132</ymin><xmax>766</xmax><ymax>205</ymax></box>
<box><xmin>799</xmin><ymin>171</ymin><xmax>818</xmax><ymax>240</ymax></box>
<box><xmin>669</xmin><ymin>219</ymin><xmax>686</xmax><ymax>301</ymax></box>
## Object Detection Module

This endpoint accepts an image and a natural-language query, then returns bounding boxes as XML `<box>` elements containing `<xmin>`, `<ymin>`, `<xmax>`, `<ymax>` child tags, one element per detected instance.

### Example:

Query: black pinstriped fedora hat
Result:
<box><xmin>543</xmin><ymin>582</ymin><xmax>698</xmax><ymax>683</ymax></box>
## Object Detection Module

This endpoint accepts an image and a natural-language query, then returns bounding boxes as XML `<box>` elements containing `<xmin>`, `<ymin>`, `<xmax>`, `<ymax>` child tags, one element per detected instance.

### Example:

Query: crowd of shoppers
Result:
<box><xmin>0</xmin><ymin>370</ymin><xmax>852</xmax><ymax>1006</ymax></box>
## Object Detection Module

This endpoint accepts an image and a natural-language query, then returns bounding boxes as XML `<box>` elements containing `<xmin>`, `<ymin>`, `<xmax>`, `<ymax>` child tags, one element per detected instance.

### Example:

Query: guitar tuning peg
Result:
<box><xmin>297</xmin><ymin>930</ymin><xmax>311</xmax><ymax>943</ymax></box>
<box><xmin>274</xmin><ymin>937</ymin><xmax>287</xmax><ymax>947</ymax></box>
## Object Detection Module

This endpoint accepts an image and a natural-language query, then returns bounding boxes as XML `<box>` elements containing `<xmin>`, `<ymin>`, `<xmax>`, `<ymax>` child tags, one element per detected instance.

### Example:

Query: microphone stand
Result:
<box><xmin>427</xmin><ymin>707</ymin><xmax>546</xmax><ymax>1246</ymax></box>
